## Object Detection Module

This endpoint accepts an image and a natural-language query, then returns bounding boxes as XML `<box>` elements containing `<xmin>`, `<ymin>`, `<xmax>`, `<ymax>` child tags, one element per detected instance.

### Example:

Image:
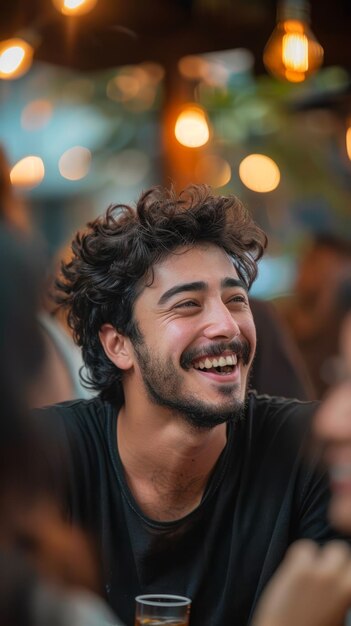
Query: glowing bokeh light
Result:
<box><xmin>140</xmin><ymin>62</ymin><xmax>165</xmax><ymax>84</ymax></box>
<box><xmin>195</xmin><ymin>155</ymin><xmax>231</xmax><ymax>188</ymax></box>
<box><xmin>107</xmin><ymin>67</ymin><xmax>149</xmax><ymax>102</ymax></box>
<box><xmin>239</xmin><ymin>154</ymin><xmax>281</xmax><ymax>193</ymax></box>
<box><xmin>10</xmin><ymin>156</ymin><xmax>45</xmax><ymax>189</ymax></box>
<box><xmin>264</xmin><ymin>18</ymin><xmax>323</xmax><ymax>83</ymax></box>
<box><xmin>59</xmin><ymin>146</ymin><xmax>91</xmax><ymax>181</ymax></box>
<box><xmin>21</xmin><ymin>99</ymin><xmax>53</xmax><ymax>131</ymax></box>
<box><xmin>106</xmin><ymin>65</ymin><xmax>160</xmax><ymax>111</ymax></box>
<box><xmin>282</xmin><ymin>32</ymin><xmax>309</xmax><ymax>73</ymax></box>
<box><xmin>178</xmin><ymin>56</ymin><xmax>207</xmax><ymax>80</ymax></box>
<box><xmin>52</xmin><ymin>0</ymin><xmax>97</xmax><ymax>16</ymax></box>
<box><xmin>346</xmin><ymin>126</ymin><xmax>351</xmax><ymax>161</ymax></box>
<box><xmin>0</xmin><ymin>38</ymin><xmax>34</xmax><ymax>80</ymax></box>
<box><xmin>175</xmin><ymin>106</ymin><xmax>210</xmax><ymax>148</ymax></box>
<box><xmin>1</xmin><ymin>47</ymin><xmax>24</xmax><ymax>73</ymax></box>
<box><xmin>203</xmin><ymin>48</ymin><xmax>254</xmax><ymax>77</ymax></box>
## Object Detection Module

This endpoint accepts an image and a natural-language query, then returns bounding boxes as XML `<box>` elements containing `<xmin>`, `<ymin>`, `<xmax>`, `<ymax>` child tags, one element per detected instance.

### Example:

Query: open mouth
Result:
<box><xmin>192</xmin><ymin>354</ymin><xmax>238</xmax><ymax>375</ymax></box>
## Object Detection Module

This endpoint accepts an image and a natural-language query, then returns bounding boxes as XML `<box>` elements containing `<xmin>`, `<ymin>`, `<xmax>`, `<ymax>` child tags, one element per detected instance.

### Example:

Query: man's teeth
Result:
<box><xmin>194</xmin><ymin>354</ymin><xmax>237</xmax><ymax>370</ymax></box>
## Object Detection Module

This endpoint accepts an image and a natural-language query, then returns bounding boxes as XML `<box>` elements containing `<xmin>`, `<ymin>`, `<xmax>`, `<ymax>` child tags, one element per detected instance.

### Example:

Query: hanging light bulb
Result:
<box><xmin>52</xmin><ymin>0</ymin><xmax>97</xmax><ymax>16</ymax></box>
<box><xmin>0</xmin><ymin>37</ymin><xmax>34</xmax><ymax>80</ymax></box>
<box><xmin>174</xmin><ymin>105</ymin><xmax>210</xmax><ymax>148</ymax></box>
<box><xmin>263</xmin><ymin>0</ymin><xmax>323</xmax><ymax>83</ymax></box>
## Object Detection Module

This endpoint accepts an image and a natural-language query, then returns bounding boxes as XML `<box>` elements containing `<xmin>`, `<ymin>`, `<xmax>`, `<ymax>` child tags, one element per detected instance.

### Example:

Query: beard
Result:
<box><xmin>130</xmin><ymin>330</ymin><xmax>251</xmax><ymax>430</ymax></box>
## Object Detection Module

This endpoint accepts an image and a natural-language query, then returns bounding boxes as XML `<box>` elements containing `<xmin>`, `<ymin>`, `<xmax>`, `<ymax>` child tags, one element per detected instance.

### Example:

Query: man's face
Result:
<box><xmin>129</xmin><ymin>244</ymin><xmax>256</xmax><ymax>429</ymax></box>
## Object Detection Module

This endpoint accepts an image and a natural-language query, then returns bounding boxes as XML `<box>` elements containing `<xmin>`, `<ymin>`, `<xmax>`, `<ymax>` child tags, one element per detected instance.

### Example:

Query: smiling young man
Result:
<box><xmin>37</xmin><ymin>185</ymin><xmax>339</xmax><ymax>626</ymax></box>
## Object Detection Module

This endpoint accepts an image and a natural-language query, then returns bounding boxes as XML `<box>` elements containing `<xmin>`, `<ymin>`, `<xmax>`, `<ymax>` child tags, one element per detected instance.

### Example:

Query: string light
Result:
<box><xmin>239</xmin><ymin>154</ymin><xmax>281</xmax><ymax>193</ymax></box>
<box><xmin>346</xmin><ymin>123</ymin><xmax>351</xmax><ymax>161</ymax></box>
<box><xmin>264</xmin><ymin>0</ymin><xmax>323</xmax><ymax>82</ymax></box>
<box><xmin>0</xmin><ymin>38</ymin><xmax>34</xmax><ymax>80</ymax></box>
<box><xmin>10</xmin><ymin>156</ymin><xmax>45</xmax><ymax>189</ymax></box>
<box><xmin>174</xmin><ymin>105</ymin><xmax>210</xmax><ymax>148</ymax></box>
<box><xmin>52</xmin><ymin>0</ymin><xmax>97</xmax><ymax>16</ymax></box>
<box><xmin>58</xmin><ymin>146</ymin><xmax>91</xmax><ymax>181</ymax></box>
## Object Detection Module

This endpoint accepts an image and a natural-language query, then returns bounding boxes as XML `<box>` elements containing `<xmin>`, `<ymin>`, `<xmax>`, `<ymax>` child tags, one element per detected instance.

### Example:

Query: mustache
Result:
<box><xmin>181</xmin><ymin>338</ymin><xmax>252</xmax><ymax>370</ymax></box>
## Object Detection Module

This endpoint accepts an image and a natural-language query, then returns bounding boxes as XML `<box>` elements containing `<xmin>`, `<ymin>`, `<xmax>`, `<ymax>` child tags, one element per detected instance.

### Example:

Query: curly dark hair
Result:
<box><xmin>56</xmin><ymin>185</ymin><xmax>267</xmax><ymax>403</ymax></box>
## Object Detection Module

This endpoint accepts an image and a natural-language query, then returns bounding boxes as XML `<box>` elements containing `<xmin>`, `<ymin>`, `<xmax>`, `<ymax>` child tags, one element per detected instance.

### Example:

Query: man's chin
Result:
<box><xmin>142</xmin><ymin>369</ymin><xmax>247</xmax><ymax>429</ymax></box>
<box><xmin>150</xmin><ymin>392</ymin><xmax>246</xmax><ymax>430</ymax></box>
<box><xmin>182</xmin><ymin>407</ymin><xmax>245</xmax><ymax>431</ymax></box>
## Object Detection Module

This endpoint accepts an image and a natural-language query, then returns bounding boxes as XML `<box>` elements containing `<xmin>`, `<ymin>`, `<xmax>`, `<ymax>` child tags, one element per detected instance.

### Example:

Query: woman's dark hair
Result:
<box><xmin>0</xmin><ymin>226</ymin><xmax>45</xmax><ymax>420</ymax></box>
<box><xmin>56</xmin><ymin>184</ymin><xmax>267</xmax><ymax>403</ymax></box>
<box><xmin>0</xmin><ymin>224</ymin><xmax>56</xmax><ymax>508</ymax></box>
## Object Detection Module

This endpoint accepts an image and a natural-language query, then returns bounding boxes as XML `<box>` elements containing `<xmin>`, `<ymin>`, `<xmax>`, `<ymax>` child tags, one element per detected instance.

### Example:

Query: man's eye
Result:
<box><xmin>229</xmin><ymin>295</ymin><xmax>248</xmax><ymax>304</ymax></box>
<box><xmin>174</xmin><ymin>300</ymin><xmax>198</xmax><ymax>309</ymax></box>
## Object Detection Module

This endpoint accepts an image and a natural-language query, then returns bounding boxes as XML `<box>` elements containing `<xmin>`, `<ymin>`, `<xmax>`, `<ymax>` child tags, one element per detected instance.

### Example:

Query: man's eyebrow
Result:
<box><xmin>158</xmin><ymin>281</ymin><xmax>207</xmax><ymax>305</ymax></box>
<box><xmin>157</xmin><ymin>277</ymin><xmax>247</xmax><ymax>305</ymax></box>
<box><xmin>221</xmin><ymin>277</ymin><xmax>248</xmax><ymax>292</ymax></box>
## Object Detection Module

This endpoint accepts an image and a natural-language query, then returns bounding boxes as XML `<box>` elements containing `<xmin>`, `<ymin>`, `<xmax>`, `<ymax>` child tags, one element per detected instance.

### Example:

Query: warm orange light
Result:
<box><xmin>0</xmin><ymin>38</ymin><xmax>34</xmax><ymax>80</ymax></box>
<box><xmin>52</xmin><ymin>0</ymin><xmax>97</xmax><ymax>16</ymax></box>
<box><xmin>239</xmin><ymin>154</ymin><xmax>280</xmax><ymax>193</ymax></box>
<box><xmin>21</xmin><ymin>99</ymin><xmax>53</xmax><ymax>131</ymax></box>
<box><xmin>195</xmin><ymin>155</ymin><xmax>231</xmax><ymax>188</ymax></box>
<box><xmin>141</xmin><ymin>62</ymin><xmax>165</xmax><ymax>85</ymax></box>
<box><xmin>178</xmin><ymin>56</ymin><xmax>207</xmax><ymax>80</ymax></box>
<box><xmin>175</xmin><ymin>106</ymin><xmax>210</xmax><ymax>148</ymax></box>
<box><xmin>264</xmin><ymin>14</ymin><xmax>323</xmax><ymax>82</ymax></box>
<box><xmin>346</xmin><ymin>126</ymin><xmax>351</xmax><ymax>161</ymax></box>
<box><xmin>283</xmin><ymin>35</ymin><xmax>308</xmax><ymax>74</ymax></box>
<box><xmin>108</xmin><ymin>73</ymin><xmax>141</xmax><ymax>102</ymax></box>
<box><xmin>106</xmin><ymin>66</ymin><xmax>157</xmax><ymax>111</ymax></box>
<box><xmin>10</xmin><ymin>156</ymin><xmax>45</xmax><ymax>189</ymax></box>
<box><xmin>59</xmin><ymin>146</ymin><xmax>91</xmax><ymax>181</ymax></box>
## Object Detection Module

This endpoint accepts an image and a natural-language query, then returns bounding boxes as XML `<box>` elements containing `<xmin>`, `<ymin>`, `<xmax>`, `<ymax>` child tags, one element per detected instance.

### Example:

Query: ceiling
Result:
<box><xmin>0</xmin><ymin>0</ymin><xmax>351</xmax><ymax>75</ymax></box>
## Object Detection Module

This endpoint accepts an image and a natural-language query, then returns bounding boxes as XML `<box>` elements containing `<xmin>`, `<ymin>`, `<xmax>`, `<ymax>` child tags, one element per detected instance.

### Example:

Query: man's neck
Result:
<box><xmin>116</xmin><ymin>403</ymin><xmax>228</xmax><ymax>522</ymax></box>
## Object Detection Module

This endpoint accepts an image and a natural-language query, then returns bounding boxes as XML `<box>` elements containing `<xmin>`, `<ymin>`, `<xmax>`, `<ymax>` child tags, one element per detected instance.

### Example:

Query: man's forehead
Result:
<box><xmin>139</xmin><ymin>244</ymin><xmax>243</xmax><ymax>297</ymax></box>
<box><xmin>155</xmin><ymin>243</ymin><xmax>237</xmax><ymax>275</ymax></box>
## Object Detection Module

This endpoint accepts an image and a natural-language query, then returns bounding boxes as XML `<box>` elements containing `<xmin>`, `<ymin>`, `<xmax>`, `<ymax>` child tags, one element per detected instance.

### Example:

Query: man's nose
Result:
<box><xmin>202</xmin><ymin>302</ymin><xmax>240</xmax><ymax>341</ymax></box>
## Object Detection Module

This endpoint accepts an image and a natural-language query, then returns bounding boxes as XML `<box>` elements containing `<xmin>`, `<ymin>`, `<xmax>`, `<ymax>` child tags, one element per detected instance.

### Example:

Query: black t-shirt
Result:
<box><xmin>36</xmin><ymin>392</ymin><xmax>337</xmax><ymax>626</ymax></box>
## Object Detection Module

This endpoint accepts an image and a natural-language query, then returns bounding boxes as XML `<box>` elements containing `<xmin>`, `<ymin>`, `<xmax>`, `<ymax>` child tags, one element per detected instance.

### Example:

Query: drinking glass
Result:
<box><xmin>135</xmin><ymin>593</ymin><xmax>191</xmax><ymax>626</ymax></box>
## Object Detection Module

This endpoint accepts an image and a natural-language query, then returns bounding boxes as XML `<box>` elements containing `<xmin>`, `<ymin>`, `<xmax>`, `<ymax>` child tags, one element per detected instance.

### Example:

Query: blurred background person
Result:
<box><xmin>315</xmin><ymin>274</ymin><xmax>351</xmax><ymax>535</ymax></box>
<box><xmin>249</xmin><ymin>297</ymin><xmax>314</xmax><ymax>400</ymax></box>
<box><xmin>336</xmin><ymin>277</ymin><xmax>351</xmax><ymax>380</ymax></box>
<box><xmin>251</xmin><ymin>273</ymin><xmax>351</xmax><ymax>626</ymax></box>
<box><xmin>0</xmin><ymin>223</ymin><xmax>119</xmax><ymax>625</ymax></box>
<box><xmin>0</xmin><ymin>144</ymin><xmax>92</xmax><ymax>407</ymax></box>
<box><xmin>282</xmin><ymin>234</ymin><xmax>351</xmax><ymax>399</ymax></box>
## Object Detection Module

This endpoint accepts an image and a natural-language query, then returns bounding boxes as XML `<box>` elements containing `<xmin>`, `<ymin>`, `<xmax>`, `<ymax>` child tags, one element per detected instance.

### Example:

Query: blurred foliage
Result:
<box><xmin>192</xmin><ymin>64</ymin><xmax>351</xmax><ymax>252</ymax></box>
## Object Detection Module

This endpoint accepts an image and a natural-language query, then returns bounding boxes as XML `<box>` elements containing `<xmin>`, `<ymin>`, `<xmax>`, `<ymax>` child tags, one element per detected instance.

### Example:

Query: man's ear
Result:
<box><xmin>99</xmin><ymin>324</ymin><xmax>133</xmax><ymax>371</ymax></box>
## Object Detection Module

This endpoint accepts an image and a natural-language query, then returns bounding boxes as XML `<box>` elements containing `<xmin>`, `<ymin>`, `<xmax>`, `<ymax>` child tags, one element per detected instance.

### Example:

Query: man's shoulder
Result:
<box><xmin>31</xmin><ymin>396</ymin><xmax>120</xmax><ymax>475</ymax></box>
<box><xmin>247</xmin><ymin>391</ymin><xmax>319</xmax><ymax>441</ymax></box>
<box><xmin>34</xmin><ymin>395</ymin><xmax>106</xmax><ymax>417</ymax></box>
<box><xmin>31</xmin><ymin>395</ymin><xmax>117</xmax><ymax>439</ymax></box>
<box><xmin>249</xmin><ymin>390</ymin><xmax>318</xmax><ymax>417</ymax></box>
